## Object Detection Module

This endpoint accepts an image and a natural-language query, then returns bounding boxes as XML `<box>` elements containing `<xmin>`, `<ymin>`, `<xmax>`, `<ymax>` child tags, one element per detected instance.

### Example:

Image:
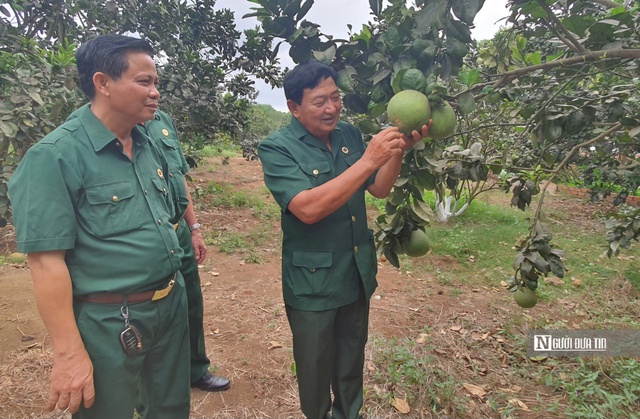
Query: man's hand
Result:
<box><xmin>361</xmin><ymin>127</ymin><xmax>407</xmax><ymax>170</ymax></box>
<box><xmin>399</xmin><ymin>121</ymin><xmax>432</xmax><ymax>152</ymax></box>
<box><xmin>48</xmin><ymin>346</ymin><xmax>95</xmax><ymax>413</ymax></box>
<box><xmin>191</xmin><ymin>229</ymin><xmax>207</xmax><ymax>264</ymax></box>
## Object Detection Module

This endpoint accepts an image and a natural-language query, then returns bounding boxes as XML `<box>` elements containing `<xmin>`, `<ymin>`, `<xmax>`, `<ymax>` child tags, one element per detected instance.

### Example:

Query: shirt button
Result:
<box><xmin>171</xmin><ymin>250</ymin><xmax>175</xmax><ymax>255</ymax></box>
<box><xmin>112</xmin><ymin>196</ymin><xmax>119</xmax><ymax>202</ymax></box>
<box><xmin>157</xmin><ymin>219</ymin><xmax>163</xmax><ymax>225</ymax></box>
<box><xmin>313</xmin><ymin>169</ymin><xmax>319</xmax><ymax>176</ymax></box>
<box><xmin>354</xmin><ymin>246</ymin><xmax>359</xmax><ymax>253</ymax></box>
<box><xmin>169</xmin><ymin>173</ymin><xmax>173</xmax><ymax>178</ymax></box>
<box><xmin>162</xmin><ymin>188</ymin><xmax>167</xmax><ymax>194</ymax></box>
<box><xmin>311</xmin><ymin>268</ymin><xmax>316</xmax><ymax>273</ymax></box>
<box><xmin>351</xmin><ymin>215</ymin><xmax>356</xmax><ymax>222</ymax></box>
<box><xmin>144</xmin><ymin>190</ymin><xmax>148</xmax><ymax>195</ymax></box>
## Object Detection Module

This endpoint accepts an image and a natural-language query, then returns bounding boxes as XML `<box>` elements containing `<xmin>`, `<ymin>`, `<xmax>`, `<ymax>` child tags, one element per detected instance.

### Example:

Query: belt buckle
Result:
<box><xmin>151</xmin><ymin>277</ymin><xmax>175</xmax><ymax>301</ymax></box>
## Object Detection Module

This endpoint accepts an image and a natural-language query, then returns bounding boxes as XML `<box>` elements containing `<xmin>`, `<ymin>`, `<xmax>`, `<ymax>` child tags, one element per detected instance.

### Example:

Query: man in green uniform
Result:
<box><xmin>258</xmin><ymin>60</ymin><xmax>429</xmax><ymax>419</ymax></box>
<box><xmin>8</xmin><ymin>35</ymin><xmax>190</xmax><ymax>419</ymax></box>
<box><xmin>142</xmin><ymin>110</ymin><xmax>230</xmax><ymax>392</ymax></box>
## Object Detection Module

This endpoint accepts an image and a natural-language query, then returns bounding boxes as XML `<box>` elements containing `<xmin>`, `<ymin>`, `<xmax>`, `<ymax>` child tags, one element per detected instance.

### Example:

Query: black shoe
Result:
<box><xmin>192</xmin><ymin>371</ymin><xmax>230</xmax><ymax>392</ymax></box>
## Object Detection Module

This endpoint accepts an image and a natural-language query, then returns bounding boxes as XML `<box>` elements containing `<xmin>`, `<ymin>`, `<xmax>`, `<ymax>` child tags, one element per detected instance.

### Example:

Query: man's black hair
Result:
<box><xmin>76</xmin><ymin>34</ymin><xmax>155</xmax><ymax>100</ymax></box>
<box><xmin>283</xmin><ymin>60</ymin><xmax>338</xmax><ymax>104</ymax></box>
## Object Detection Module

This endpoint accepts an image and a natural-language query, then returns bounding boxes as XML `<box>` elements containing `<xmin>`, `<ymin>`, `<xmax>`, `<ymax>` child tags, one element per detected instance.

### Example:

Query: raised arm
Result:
<box><xmin>287</xmin><ymin>127</ymin><xmax>405</xmax><ymax>224</ymax></box>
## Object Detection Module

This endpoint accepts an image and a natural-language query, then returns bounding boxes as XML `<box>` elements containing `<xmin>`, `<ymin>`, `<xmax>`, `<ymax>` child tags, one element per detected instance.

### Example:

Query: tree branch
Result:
<box><xmin>493</xmin><ymin>48</ymin><xmax>640</xmax><ymax>89</ymax></box>
<box><xmin>534</xmin><ymin>123</ymin><xmax>624</xmax><ymax>221</ymax></box>
<box><xmin>536</xmin><ymin>0</ymin><xmax>587</xmax><ymax>54</ymax></box>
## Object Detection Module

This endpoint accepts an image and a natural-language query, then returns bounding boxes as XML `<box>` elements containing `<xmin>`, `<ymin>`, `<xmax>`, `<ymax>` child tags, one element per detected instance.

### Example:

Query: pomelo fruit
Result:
<box><xmin>401</xmin><ymin>229</ymin><xmax>431</xmax><ymax>257</ymax></box>
<box><xmin>514</xmin><ymin>286</ymin><xmax>538</xmax><ymax>308</ymax></box>
<box><xmin>387</xmin><ymin>90</ymin><xmax>431</xmax><ymax>135</ymax></box>
<box><xmin>427</xmin><ymin>101</ymin><xmax>456</xmax><ymax>139</ymax></box>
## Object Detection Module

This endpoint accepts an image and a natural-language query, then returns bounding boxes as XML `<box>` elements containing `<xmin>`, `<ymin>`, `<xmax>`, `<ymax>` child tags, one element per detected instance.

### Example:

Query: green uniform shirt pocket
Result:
<box><xmin>343</xmin><ymin>151</ymin><xmax>363</xmax><ymax>166</ymax></box>
<box><xmin>84</xmin><ymin>181</ymin><xmax>141</xmax><ymax>237</ymax></box>
<box><xmin>298</xmin><ymin>161</ymin><xmax>332</xmax><ymax>187</ymax></box>
<box><xmin>291</xmin><ymin>250</ymin><xmax>334</xmax><ymax>298</ymax></box>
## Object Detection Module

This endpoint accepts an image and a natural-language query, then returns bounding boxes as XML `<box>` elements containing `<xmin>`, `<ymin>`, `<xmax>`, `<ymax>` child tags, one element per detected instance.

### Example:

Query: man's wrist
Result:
<box><xmin>188</xmin><ymin>222</ymin><xmax>201</xmax><ymax>232</ymax></box>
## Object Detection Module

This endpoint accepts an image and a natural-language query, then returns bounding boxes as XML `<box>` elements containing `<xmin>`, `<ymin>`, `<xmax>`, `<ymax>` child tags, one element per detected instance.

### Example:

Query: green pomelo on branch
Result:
<box><xmin>401</xmin><ymin>229</ymin><xmax>431</xmax><ymax>257</ymax></box>
<box><xmin>387</xmin><ymin>90</ymin><xmax>431</xmax><ymax>135</ymax></box>
<box><xmin>514</xmin><ymin>286</ymin><xmax>538</xmax><ymax>308</ymax></box>
<box><xmin>426</xmin><ymin>101</ymin><xmax>456</xmax><ymax>140</ymax></box>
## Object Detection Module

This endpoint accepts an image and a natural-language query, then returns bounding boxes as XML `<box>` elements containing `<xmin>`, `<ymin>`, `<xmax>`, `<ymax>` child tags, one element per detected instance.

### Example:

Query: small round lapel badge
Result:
<box><xmin>341</xmin><ymin>146</ymin><xmax>349</xmax><ymax>154</ymax></box>
<box><xmin>162</xmin><ymin>128</ymin><xmax>169</xmax><ymax>136</ymax></box>
<box><xmin>157</xmin><ymin>168</ymin><xmax>164</xmax><ymax>179</ymax></box>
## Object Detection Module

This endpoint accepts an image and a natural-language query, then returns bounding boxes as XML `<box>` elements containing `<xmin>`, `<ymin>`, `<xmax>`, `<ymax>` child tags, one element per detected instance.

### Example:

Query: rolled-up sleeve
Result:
<box><xmin>9</xmin><ymin>144</ymin><xmax>80</xmax><ymax>253</ymax></box>
<box><xmin>258</xmin><ymin>138</ymin><xmax>313</xmax><ymax>211</ymax></box>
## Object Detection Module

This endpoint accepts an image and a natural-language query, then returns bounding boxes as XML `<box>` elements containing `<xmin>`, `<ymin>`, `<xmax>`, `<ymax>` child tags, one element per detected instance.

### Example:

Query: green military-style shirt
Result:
<box><xmin>9</xmin><ymin>104</ymin><xmax>184</xmax><ymax>295</ymax></box>
<box><xmin>144</xmin><ymin>111</ymin><xmax>189</xmax><ymax>182</ymax></box>
<box><xmin>142</xmin><ymin>110</ymin><xmax>190</xmax><ymax>220</ymax></box>
<box><xmin>258</xmin><ymin>117</ymin><xmax>379</xmax><ymax>311</ymax></box>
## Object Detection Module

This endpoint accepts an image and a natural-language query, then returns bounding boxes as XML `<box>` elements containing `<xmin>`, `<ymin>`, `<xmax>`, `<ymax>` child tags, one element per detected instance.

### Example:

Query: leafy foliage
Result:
<box><xmin>251</xmin><ymin>0</ymin><xmax>640</xmax><ymax>286</ymax></box>
<box><xmin>0</xmin><ymin>0</ymin><xmax>284</xmax><ymax>225</ymax></box>
<box><xmin>0</xmin><ymin>40</ymin><xmax>82</xmax><ymax>226</ymax></box>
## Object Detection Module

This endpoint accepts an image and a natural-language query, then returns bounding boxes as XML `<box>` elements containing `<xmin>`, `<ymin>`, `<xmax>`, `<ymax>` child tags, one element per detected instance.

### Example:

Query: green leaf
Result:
<box><xmin>447</xmin><ymin>19</ymin><xmax>473</xmax><ymax>44</ymax></box>
<box><xmin>456</xmin><ymin>92</ymin><xmax>476</xmax><ymax>116</ymax></box>
<box><xmin>451</xmin><ymin>0</ymin><xmax>486</xmax><ymax>25</ymax></box>
<box><xmin>297</xmin><ymin>0</ymin><xmax>314</xmax><ymax>20</ymax></box>
<box><xmin>415</xmin><ymin>0</ymin><xmax>448</xmax><ymax>33</ymax></box>
<box><xmin>28</xmin><ymin>91</ymin><xmax>44</xmax><ymax>106</ymax></box>
<box><xmin>0</xmin><ymin>121</ymin><xmax>18</xmax><ymax>137</ymax></box>
<box><xmin>369</xmin><ymin>0</ymin><xmax>383</xmax><ymax>17</ymax></box>
<box><xmin>399</xmin><ymin>68</ymin><xmax>427</xmax><ymax>92</ymax></box>
<box><xmin>458</xmin><ymin>69</ymin><xmax>480</xmax><ymax>87</ymax></box>
<box><xmin>525</xmin><ymin>51</ymin><xmax>542</xmax><ymax>66</ymax></box>
<box><xmin>383</xmin><ymin>245</ymin><xmax>400</xmax><ymax>268</ymax></box>
<box><xmin>370</xmin><ymin>69</ymin><xmax>391</xmax><ymax>85</ymax></box>
<box><xmin>343</xmin><ymin>94</ymin><xmax>369</xmax><ymax>114</ymax></box>
<box><xmin>312</xmin><ymin>45</ymin><xmax>336</xmax><ymax>64</ymax></box>
<box><xmin>358</xmin><ymin>119</ymin><xmax>381</xmax><ymax>135</ymax></box>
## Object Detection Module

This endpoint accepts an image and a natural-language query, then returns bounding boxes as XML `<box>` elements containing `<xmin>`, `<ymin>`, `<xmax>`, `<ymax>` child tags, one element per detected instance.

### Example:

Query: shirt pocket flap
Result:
<box><xmin>343</xmin><ymin>151</ymin><xmax>363</xmax><ymax>166</ymax></box>
<box><xmin>292</xmin><ymin>250</ymin><xmax>333</xmax><ymax>272</ymax></box>
<box><xmin>299</xmin><ymin>161</ymin><xmax>331</xmax><ymax>178</ymax></box>
<box><xmin>85</xmin><ymin>182</ymin><xmax>135</xmax><ymax>206</ymax></box>
<box><xmin>159</xmin><ymin>134</ymin><xmax>180</xmax><ymax>150</ymax></box>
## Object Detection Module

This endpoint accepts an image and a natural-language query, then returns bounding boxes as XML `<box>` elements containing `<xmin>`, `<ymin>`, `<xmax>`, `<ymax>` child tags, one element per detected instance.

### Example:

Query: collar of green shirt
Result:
<box><xmin>73</xmin><ymin>104</ymin><xmax>149</xmax><ymax>152</ymax></box>
<box><xmin>288</xmin><ymin>116</ymin><xmax>344</xmax><ymax>151</ymax></box>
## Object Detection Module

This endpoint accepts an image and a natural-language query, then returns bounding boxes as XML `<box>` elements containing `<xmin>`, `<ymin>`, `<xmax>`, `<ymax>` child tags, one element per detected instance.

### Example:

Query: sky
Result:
<box><xmin>214</xmin><ymin>0</ymin><xmax>510</xmax><ymax>112</ymax></box>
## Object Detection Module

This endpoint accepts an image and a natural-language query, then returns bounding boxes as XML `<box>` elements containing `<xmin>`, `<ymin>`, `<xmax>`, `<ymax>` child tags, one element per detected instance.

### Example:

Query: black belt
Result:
<box><xmin>76</xmin><ymin>274</ymin><xmax>176</xmax><ymax>304</ymax></box>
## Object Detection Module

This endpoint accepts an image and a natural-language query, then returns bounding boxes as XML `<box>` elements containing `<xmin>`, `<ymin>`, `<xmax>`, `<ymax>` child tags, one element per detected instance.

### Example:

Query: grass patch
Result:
<box><xmin>536</xmin><ymin>358</ymin><xmax>640</xmax><ymax>418</ymax></box>
<box><xmin>366</xmin><ymin>332</ymin><xmax>467</xmax><ymax>418</ymax></box>
<box><xmin>200</xmin><ymin>180</ymin><xmax>264</xmax><ymax>209</ymax></box>
<box><xmin>198</xmin><ymin>143</ymin><xmax>241</xmax><ymax>159</ymax></box>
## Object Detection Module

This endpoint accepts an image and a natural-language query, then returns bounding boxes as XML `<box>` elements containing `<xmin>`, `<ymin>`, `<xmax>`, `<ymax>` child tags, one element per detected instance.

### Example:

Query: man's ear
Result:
<box><xmin>93</xmin><ymin>72</ymin><xmax>110</xmax><ymax>97</ymax></box>
<box><xmin>287</xmin><ymin>99</ymin><xmax>300</xmax><ymax>118</ymax></box>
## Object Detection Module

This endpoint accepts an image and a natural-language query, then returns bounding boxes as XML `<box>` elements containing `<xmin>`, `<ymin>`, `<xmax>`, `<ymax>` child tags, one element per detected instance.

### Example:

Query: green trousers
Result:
<box><xmin>176</xmin><ymin>219</ymin><xmax>211</xmax><ymax>383</ymax></box>
<box><xmin>73</xmin><ymin>273</ymin><xmax>190</xmax><ymax>419</ymax></box>
<box><xmin>286</xmin><ymin>292</ymin><xmax>370</xmax><ymax>419</ymax></box>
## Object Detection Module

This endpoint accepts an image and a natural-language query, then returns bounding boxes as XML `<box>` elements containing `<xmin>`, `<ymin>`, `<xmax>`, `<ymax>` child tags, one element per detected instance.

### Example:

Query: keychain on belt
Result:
<box><xmin>120</xmin><ymin>297</ymin><xmax>142</xmax><ymax>356</ymax></box>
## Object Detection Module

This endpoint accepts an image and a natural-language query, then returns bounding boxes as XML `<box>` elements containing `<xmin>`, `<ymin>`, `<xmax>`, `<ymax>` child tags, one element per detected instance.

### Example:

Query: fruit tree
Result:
<box><xmin>248</xmin><ymin>0</ymin><xmax>640</xmax><ymax>293</ymax></box>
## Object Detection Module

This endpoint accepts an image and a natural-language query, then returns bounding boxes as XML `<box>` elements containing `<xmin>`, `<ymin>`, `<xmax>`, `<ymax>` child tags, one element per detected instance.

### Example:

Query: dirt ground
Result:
<box><xmin>0</xmin><ymin>156</ymin><xmax>635</xmax><ymax>418</ymax></box>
